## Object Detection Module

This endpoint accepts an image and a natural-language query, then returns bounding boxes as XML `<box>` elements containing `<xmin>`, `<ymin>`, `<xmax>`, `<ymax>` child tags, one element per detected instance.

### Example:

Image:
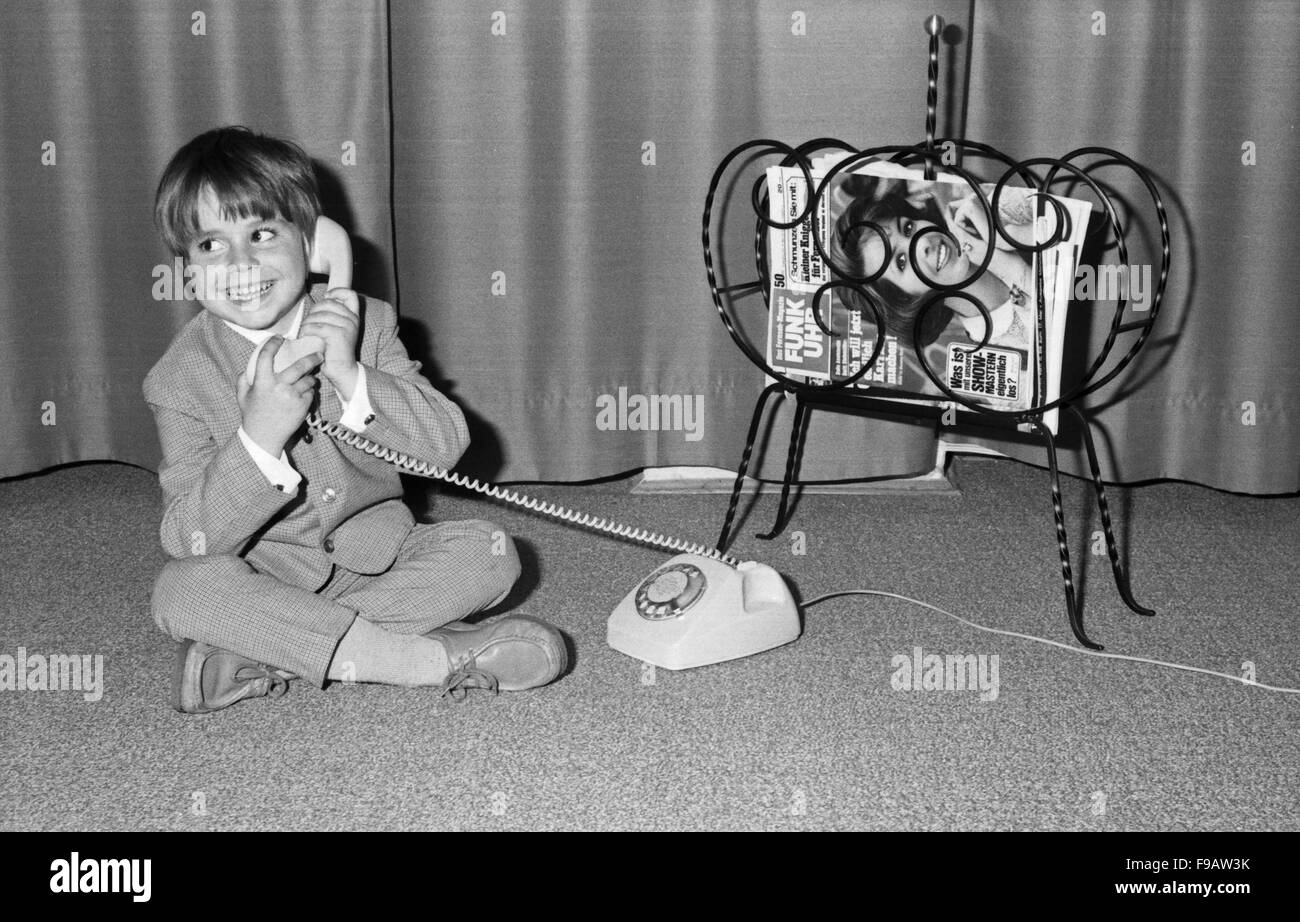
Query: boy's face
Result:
<box><xmin>185</xmin><ymin>188</ymin><xmax>310</xmax><ymax>333</ymax></box>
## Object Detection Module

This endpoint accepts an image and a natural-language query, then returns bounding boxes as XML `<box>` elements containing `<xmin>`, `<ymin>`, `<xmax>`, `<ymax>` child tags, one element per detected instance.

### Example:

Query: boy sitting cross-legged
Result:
<box><xmin>144</xmin><ymin>126</ymin><xmax>566</xmax><ymax>713</ymax></box>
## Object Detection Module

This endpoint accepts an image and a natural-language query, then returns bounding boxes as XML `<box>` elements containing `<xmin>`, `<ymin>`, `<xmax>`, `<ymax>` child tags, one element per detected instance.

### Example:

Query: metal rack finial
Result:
<box><xmin>924</xmin><ymin>15</ymin><xmax>944</xmax><ymax>179</ymax></box>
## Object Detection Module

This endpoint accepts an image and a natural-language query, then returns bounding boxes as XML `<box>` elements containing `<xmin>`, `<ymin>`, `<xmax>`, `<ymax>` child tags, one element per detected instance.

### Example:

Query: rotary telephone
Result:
<box><xmin>248</xmin><ymin>217</ymin><xmax>800</xmax><ymax>670</ymax></box>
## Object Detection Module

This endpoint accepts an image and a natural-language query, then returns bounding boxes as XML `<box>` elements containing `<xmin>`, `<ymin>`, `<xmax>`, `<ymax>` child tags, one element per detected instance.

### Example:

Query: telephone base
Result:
<box><xmin>606</xmin><ymin>553</ymin><xmax>800</xmax><ymax>670</ymax></box>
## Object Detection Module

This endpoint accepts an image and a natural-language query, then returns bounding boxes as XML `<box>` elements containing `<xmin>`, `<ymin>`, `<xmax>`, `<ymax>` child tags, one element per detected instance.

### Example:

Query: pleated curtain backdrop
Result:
<box><xmin>1</xmin><ymin>0</ymin><xmax>1296</xmax><ymax>494</ymax></box>
<box><xmin>0</xmin><ymin>0</ymin><xmax>394</xmax><ymax>477</ymax></box>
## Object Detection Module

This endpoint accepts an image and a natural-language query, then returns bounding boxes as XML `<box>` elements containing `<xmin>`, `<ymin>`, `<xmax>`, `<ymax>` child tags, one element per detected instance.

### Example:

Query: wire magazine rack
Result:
<box><xmin>702</xmin><ymin>16</ymin><xmax>1171</xmax><ymax>650</ymax></box>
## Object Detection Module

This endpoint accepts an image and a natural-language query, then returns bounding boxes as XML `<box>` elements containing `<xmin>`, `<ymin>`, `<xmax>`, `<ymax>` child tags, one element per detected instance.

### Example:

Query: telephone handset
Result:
<box><xmin>245</xmin><ymin>215</ymin><xmax>354</xmax><ymax>383</ymax></box>
<box><xmin>253</xmin><ymin>219</ymin><xmax>800</xmax><ymax>669</ymax></box>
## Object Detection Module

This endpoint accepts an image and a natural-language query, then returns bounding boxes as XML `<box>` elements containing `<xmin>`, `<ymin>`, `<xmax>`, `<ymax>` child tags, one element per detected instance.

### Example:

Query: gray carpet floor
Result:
<box><xmin>1</xmin><ymin>457</ymin><xmax>1297</xmax><ymax>831</ymax></box>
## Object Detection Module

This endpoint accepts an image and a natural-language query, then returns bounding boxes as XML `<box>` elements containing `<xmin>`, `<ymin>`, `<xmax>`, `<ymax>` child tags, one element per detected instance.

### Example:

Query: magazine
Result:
<box><xmin>764</xmin><ymin>157</ymin><xmax>1093</xmax><ymax>432</ymax></box>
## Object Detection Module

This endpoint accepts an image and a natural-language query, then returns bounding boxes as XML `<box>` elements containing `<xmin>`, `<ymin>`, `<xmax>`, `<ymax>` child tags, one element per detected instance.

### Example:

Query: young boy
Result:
<box><xmin>144</xmin><ymin>126</ymin><xmax>566</xmax><ymax>713</ymax></box>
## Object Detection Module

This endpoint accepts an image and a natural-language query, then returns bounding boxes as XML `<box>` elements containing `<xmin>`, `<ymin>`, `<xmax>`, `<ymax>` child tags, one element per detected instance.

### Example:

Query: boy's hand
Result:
<box><xmin>300</xmin><ymin>288</ymin><xmax>361</xmax><ymax>400</ymax></box>
<box><xmin>236</xmin><ymin>338</ymin><xmax>322</xmax><ymax>456</ymax></box>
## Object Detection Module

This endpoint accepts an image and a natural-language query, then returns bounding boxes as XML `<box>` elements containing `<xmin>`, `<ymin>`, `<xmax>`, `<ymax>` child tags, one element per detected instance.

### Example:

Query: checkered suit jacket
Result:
<box><xmin>143</xmin><ymin>286</ymin><xmax>469</xmax><ymax>590</ymax></box>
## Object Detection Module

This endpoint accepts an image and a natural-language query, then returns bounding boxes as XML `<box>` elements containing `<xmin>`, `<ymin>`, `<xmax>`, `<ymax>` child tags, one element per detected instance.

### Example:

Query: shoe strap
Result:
<box><xmin>234</xmin><ymin>664</ymin><xmax>290</xmax><ymax>699</ymax></box>
<box><xmin>438</xmin><ymin>655</ymin><xmax>500</xmax><ymax>702</ymax></box>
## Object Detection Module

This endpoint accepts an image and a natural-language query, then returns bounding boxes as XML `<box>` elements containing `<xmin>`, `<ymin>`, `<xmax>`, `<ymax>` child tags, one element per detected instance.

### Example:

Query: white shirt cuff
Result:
<box><xmin>337</xmin><ymin>364</ymin><xmax>375</xmax><ymax>431</ymax></box>
<box><xmin>238</xmin><ymin>427</ymin><xmax>302</xmax><ymax>492</ymax></box>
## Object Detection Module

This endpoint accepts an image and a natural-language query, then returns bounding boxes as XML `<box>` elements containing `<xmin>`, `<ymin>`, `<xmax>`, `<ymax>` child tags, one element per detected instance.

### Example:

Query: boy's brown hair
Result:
<box><xmin>154</xmin><ymin>126</ymin><xmax>320</xmax><ymax>257</ymax></box>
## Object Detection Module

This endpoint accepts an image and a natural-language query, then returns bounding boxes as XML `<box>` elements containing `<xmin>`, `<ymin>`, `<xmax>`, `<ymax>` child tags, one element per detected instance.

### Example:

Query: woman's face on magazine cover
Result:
<box><xmin>859</xmin><ymin>213</ymin><xmax>971</xmax><ymax>296</ymax></box>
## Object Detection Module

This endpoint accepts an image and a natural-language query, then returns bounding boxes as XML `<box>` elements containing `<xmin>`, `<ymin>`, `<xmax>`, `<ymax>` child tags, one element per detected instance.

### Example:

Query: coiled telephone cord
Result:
<box><xmin>306</xmin><ymin>414</ymin><xmax>740</xmax><ymax>567</ymax></box>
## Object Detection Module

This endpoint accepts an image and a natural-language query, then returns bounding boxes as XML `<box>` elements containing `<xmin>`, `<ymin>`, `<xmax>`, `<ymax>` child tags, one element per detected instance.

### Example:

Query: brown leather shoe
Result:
<box><xmin>427</xmin><ymin>616</ymin><xmax>567</xmax><ymax>700</ymax></box>
<box><xmin>172</xmin><ymin>640</ymin><xmax>290</xmax><ymax>714</ymax></box>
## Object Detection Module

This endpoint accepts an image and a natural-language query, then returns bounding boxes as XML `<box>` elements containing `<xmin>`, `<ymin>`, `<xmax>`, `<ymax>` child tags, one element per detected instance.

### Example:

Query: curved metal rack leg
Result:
<box><xmin>1064</xmin><ymin>404</ymin><xmax>1156</xmax><ymax>618</ymax></box>
<box><xmin>1032</xmin><ymin>419</ymin><xmax>1103</xmax><ymax>650</ymax></box>
<box><xmin>716</xmin><ymin>382</ymin><xmax>787</xmax><ymax>553</ymax></box>
<box><xmin>756</xmin><ymin>394</ymin><xmax>811</xmax><ymax>540</ymax></box>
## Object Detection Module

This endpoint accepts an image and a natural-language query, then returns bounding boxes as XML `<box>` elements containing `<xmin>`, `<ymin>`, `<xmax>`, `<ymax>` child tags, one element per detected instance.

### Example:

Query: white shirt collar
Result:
<box><xmin>221</xmin><ymin>298</ymin><xmax>307</xmax><ymax>345</ymax></box>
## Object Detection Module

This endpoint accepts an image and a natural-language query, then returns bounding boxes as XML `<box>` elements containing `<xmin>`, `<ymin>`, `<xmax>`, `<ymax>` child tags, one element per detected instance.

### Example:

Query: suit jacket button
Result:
<box><xmin>322</xmin><ymin>487</ymin><xmax>338</xmax><ymax>503</ymax></box>
<box><xmin>323</xmin><ymin>538</ymin><xmax>335</xmax><ymax>553</ymax></box>
<box><xmin>363</xmin><ymin>414</ymin><xmax>376</xmax><ymax>426</ymax></box>
<box><xmin>302</xmin><ymin>431</ymin><xmax>314</xmax><ymax>444</ymax></box>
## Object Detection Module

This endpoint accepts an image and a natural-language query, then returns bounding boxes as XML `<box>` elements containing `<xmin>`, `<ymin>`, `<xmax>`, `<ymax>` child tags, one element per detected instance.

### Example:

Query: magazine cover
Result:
<box><xmin>765</xmin><ymin>158</ymin><xmax>1093</xmax><ymax>424</ymax></box>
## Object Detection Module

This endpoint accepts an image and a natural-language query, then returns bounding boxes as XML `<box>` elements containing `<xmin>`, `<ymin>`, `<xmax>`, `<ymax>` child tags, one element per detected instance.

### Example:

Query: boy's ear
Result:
<box><xmin>308</xmin><ymin>215</ymin><xmax>353</xmax><ymax>290</ymax></box>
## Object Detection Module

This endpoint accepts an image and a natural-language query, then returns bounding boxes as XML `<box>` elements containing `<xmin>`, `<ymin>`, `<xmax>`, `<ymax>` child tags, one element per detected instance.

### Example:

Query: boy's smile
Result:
<box><xmin>187</xmin><ymin>188</ymin><xmax>310</xmax><ymax>334</ymax></box>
